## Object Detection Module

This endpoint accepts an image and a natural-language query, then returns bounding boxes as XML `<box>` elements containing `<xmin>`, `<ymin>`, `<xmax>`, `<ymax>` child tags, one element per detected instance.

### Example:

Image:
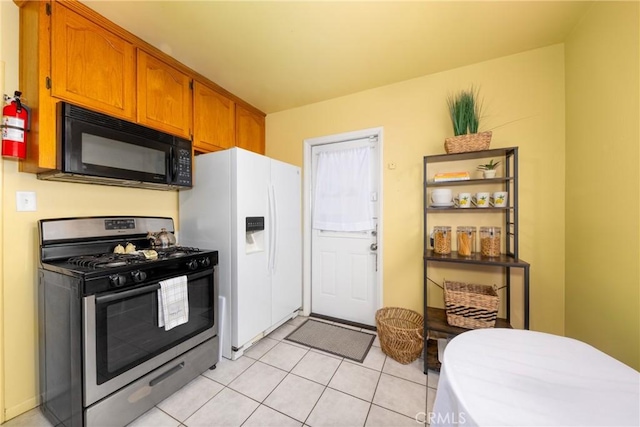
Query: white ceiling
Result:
<box><xmin>82</xmin><ymin>1</ymin><xmax>591</xmax><ymax>114</ymax></box>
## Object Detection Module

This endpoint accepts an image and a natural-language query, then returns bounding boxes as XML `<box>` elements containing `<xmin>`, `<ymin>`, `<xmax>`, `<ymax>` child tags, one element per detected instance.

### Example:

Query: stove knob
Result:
<box><xmin>109</xmin><ymin>274</ymin><xmax>126</xmax><ymax>288</ymax></box>
<box><xmin>199</xmin><ymin>257</ymin><xmax>211</xmax><ymax>267</ymax></box>
<box><xmin>130</xmin><ymin>270</ymin><xmax>147</xmax><ymax>283</ymax></box>
<box><xmin>187</xmin><ymin>259</ymin><xmax>199</xmax><ymax>270</ymax></box>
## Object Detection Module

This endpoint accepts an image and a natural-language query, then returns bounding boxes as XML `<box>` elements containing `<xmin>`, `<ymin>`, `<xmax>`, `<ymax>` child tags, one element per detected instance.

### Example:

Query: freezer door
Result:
<box><xmin>270</xmin><ymin>159</ymin><xmax>302</xmax><ymax>324</ymax></box>
<box><xmin>233</xmin><ymin>148</ymin><xmax>272</xmax><ymax>347</ymax></box>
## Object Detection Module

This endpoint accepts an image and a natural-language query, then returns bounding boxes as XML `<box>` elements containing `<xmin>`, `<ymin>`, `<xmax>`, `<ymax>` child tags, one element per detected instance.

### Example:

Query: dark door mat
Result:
<box><xmin>285</xmin><ymin>319</ymin><xmax>375</xmax><ymax>362</ymax></box>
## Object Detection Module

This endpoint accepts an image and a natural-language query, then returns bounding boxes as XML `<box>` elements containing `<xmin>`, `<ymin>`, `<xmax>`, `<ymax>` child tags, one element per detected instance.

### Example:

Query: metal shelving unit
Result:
<box><xmin>423</xmin><ymin>147</ymin><xmax>530</xmax><ymax>373</ymax></box>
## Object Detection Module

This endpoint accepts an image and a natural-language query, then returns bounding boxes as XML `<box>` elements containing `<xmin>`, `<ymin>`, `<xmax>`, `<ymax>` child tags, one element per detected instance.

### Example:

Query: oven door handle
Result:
<box><xmin>95</xmin><ymin>269</ymin><xmax>214</xmax><ymax>304</ymax></box>
<box><xmin>95</xmin><ymin>283</ymin><xmax>160</xmax><ymax>304</ymax></box>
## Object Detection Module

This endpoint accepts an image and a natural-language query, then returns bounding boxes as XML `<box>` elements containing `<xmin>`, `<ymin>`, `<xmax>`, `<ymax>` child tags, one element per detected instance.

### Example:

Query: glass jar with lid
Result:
<box><xmin>433</xmin><ymin>226</ymin><xmax>451</xmax><ymax>254</ymax></box>
<box><xmin>456</xmin><ymin>226</ymin><xmax>476</xmax><ymax>256</ymax></box>
<box><xmin>480</xmin><ymin>226</ymin><xmax>501</xmax><ymax>257</ymax></box>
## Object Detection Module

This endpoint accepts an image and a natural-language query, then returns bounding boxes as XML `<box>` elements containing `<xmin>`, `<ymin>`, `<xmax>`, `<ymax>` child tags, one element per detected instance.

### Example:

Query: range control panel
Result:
<box><xmin>105</xmin><ymin>219</ymin><xmax>136</xmax><ymax>230</ymax></box>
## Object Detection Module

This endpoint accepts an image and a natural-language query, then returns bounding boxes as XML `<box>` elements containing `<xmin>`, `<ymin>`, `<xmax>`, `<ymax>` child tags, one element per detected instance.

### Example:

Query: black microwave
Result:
<box><xmin>38</xmin><ymin>102</ymin><xmax>192</xmax><ymax>190</ymax></box>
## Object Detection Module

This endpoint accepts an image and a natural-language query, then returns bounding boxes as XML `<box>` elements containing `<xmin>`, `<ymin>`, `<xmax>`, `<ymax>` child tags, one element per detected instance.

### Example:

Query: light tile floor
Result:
<box><xmin>4</xmin><ymin>316</ymin><xmax>440</xmax><ymax>427</ymax></box>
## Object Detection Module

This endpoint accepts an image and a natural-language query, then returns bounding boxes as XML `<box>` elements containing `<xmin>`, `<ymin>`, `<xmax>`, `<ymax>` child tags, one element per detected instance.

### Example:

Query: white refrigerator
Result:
<box><xmin>179</xmin><ymin>147</ymin><xmax>302</xmax><ymax>359</ymax></box>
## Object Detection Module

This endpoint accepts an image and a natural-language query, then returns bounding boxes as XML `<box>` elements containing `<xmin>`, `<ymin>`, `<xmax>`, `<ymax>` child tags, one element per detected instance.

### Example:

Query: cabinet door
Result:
<box><xmin>192</xmin><ymin>81</ymin><xmax>235</xmax><ymax>153</ymax></box>
<box><xmin>51</xmin><ymin>2</ymin><xmax>136</xmax><ymax>121</ymax></box>
<box><xmin>137</xmin><ymin>50</ymin><xmax>192</xmax><ymax>139</ymax></box>
<box><xmin>235</xmin><ymin>105</ymin><xmax>265</xmax><ymax>155</ymax></box>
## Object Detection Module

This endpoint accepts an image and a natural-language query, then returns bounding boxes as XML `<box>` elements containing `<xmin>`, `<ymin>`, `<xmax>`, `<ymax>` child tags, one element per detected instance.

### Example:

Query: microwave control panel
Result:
<box><xmin>175</xmin><ymin>148</ymin><xmax>192</xmax><ymax>187</ymax></box>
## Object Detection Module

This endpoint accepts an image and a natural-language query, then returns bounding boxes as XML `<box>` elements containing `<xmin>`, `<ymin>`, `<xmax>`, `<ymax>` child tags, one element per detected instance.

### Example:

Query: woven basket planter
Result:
<box><xmin>444</xmin><ymin>131</ymin><xmax>492</xmax><ymax>154</ymax></box>
<box><xmin>444</xmin><ymin>281</ymin><xmax>499</xmax><ymax>329</ymax></box>
<box><xmin>375</xmin><ymin>307</ymin><xmax>424</xmax><ymax>364</ymax></box>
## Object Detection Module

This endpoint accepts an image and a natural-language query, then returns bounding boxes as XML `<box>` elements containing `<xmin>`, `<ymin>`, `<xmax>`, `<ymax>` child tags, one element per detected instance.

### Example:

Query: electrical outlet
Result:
<box><xmin>16</xmin><ymin>191</ymin><xmax>37</xmax><ymax>212</ymax></box>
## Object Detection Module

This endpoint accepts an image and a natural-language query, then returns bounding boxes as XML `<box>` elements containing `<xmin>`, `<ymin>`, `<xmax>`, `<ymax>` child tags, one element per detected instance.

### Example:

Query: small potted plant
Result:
<box><xmin>444</xmin><ymin>86</ymin><xmax>492</xmax><ymax>154</ymax></box>
<box><xmin>477</xmin><ymin>159</ymin><xmax>500</xmax><ymax>179</ymax></box>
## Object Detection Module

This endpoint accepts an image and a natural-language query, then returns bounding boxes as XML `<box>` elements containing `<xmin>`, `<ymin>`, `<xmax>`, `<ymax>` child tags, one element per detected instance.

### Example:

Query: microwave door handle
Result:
<box><xmin>168</xmin><ymin>147</ymin><xmax>177</xmax><ymax>182</ymax></box>
<box><xmin>172</xmin><ymin>147</ymin><xmax>178</xmax><ymax>181</ymax></box>
<box><xmin>167</xmin><ymin>148</ymin><xmax>173</xmax><ymax>182</ymax></box>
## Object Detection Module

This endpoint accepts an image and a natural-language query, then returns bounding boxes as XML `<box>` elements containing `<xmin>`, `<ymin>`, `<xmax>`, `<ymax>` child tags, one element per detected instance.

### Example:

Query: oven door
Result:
<box><xmin>83</xmin><ymin>268</ymin><xmax>217</xmax><ymax>406</ymax></box>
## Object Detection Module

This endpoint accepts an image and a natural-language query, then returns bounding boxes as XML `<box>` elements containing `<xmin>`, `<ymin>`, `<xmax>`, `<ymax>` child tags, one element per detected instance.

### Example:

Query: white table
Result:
<box><xmin>432</xmin><ymin>329</ymin><xmax>640</xmax><ymax>427</ymax></box>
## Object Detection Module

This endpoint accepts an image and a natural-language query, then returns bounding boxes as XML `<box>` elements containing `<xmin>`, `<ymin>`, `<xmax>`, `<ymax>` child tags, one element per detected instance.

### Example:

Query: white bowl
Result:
<box><xmin>431</xmin><ymin>189</ymin><xmax>452</xmax><ymax>204</ymax></box>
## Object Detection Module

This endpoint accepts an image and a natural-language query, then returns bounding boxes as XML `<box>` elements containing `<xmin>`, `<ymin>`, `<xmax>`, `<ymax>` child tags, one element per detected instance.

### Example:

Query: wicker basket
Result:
<box><xmin>375</xmin><ymin>307</ymin><xmax>424</xmax><ymax>364</ymax></box>
<box><xmin>444</xmin><ymin>131</ymin><xmax>492</xmax><ymax>154</ymax></box>
<box><xmin>444</xmin><ymin>281</ymin><xmax>499</xmax><ymax>329</ymax></box>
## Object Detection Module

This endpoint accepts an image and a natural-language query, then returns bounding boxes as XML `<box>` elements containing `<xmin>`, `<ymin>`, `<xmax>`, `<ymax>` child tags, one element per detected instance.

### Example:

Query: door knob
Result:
<box><xmin>370</xmin><ymin>243</ymin><xmax>378</xmax><ymax>251</ymax></box>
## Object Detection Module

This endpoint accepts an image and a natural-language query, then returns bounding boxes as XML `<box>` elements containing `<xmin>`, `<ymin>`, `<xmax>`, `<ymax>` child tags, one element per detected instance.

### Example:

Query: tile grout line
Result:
<box><xmin>152</xmin><ymin>373</ymin><xmax>227</xmax><ymax>426</ymax></box>
<box><xmin>371</xmin><ymin>402</ymin><xmax>423</xmax><ymax>424</ymax></box>
<box><xmin>300</xmin><ymin>355</ymin><xmax>349</xmax><ymax>426</ymax></box>
<box><xmin>278</xmin><ymin>320</ymin><xmax>429</xmax><ymax>425</ymax></box>
<box><xmin>239</xmin><ymin>335</ymin><xmax>313</xmax><ymax>424</ymax></box>
<box><xmin>221</xmin><ymin>365</ymin><xmax>290</xmax><ymax>426</ymax></box>
<box><xmin>361</xmin><ymin>359</ymin><xmax>385</xmax><ymax>426</ymax></box>
<box><xmin>152</xmin><ymin>405</ymin><xmax>183</xmax><ymax>426</ymax></box>
<box><xmin>174</xmin><ymin>319</ymin><xmax>428</xmax><ymax>427</ymax></box>
<box><xmin>301</xmin><ymin>383</ymin><xmax>328</xmax><ymax>427</ymax></box>
<box><xmin>188</xmin><ymin>374</ymin><xmax>227</xmax><ymax>419</ymax></box>
<box><xmin>234</xmin><ymin>346</ymin><xmax>300</xmax><ymax>427</ymax></box>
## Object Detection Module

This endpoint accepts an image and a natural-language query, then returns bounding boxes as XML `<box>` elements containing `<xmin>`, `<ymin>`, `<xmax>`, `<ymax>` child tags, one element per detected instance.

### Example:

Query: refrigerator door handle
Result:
<box><xmin>271</xmin><ymin>184</ymin><xmax>278</xmax><ymax>273</ymax></box>
<box><xmin>267</xmin><ymin>183</ymin><xmax>273</xmax><ymax>273</ymax></box>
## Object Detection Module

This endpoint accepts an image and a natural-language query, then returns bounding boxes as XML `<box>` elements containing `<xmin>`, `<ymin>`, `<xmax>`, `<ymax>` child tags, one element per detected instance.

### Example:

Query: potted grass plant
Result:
<box><xmin>444</xmin><ymin>86</ymin><xmax>492</xmax><ymax>154</ymax></box>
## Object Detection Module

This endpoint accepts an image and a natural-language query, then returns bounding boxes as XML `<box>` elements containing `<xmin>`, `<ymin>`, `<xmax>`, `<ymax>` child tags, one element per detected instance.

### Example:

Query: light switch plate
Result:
<box><xmin>16</xmin><ymin>191</ymin><xmax>37</xmax><ymax>212</ymax></box>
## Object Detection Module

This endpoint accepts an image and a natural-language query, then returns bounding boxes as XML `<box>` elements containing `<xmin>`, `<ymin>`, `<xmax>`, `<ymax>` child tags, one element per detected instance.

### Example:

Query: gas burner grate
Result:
<box><xmin>154</xmin><ymin>246</ymin><xmax>202</xmax><ymax>257</ymax></box>
<box><xmin>65</xmin><ymin>247</ymin><xmax>203</xmax><ymax>269</ymax></box>
<box><xmin>158</xmin><ymin>246</ymin><xmax>201</xmax><ymax>253</ymax></box>
<box><xmin>68</xmin><ymin>254</ymin><xmax>147</xmax><ymax>269</ymax></box>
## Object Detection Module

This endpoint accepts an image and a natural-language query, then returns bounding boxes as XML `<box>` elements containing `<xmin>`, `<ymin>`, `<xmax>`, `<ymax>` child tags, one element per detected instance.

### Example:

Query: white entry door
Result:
<box><xmin>310</xmin><ymin>135</ymin><xmax>380</xmax><ymax>326</ymax></box>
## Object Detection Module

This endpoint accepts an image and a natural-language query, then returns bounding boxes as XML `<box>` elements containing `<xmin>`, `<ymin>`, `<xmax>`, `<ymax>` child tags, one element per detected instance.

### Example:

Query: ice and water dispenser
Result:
<box><xmin>245</xmin><ymin>217</ymin><xmax>265</xmax><ymax>254</ymax></box>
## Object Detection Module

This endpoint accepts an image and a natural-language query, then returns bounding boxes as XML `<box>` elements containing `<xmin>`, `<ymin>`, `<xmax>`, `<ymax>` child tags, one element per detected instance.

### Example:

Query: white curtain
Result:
<box><xmin>313</xmin><ymin>146</ymin><xmax>374</xmax><ymax>231</ymax></box>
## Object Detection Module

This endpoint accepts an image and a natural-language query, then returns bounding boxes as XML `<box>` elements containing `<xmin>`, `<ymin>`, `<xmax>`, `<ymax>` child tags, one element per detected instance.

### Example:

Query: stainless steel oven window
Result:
<box><xmin>84</xmin><ymin>268</ymin><xmax>217</xmax><ymax>406</ymax></box>
<box><xmin>82</xmin><ymin>133</ymin><xmax>165</xmax><ymax>174</ymax></box>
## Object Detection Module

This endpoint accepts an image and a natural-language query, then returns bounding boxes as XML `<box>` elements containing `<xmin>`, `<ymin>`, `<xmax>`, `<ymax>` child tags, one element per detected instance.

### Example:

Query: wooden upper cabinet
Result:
<box><xmin>18</xmin><ymin>0</ymin><xmax>266</xmax><ymax>172</ymax></box>
<box><xmin>51</xmin><ymin>2</ymin><xmax>136</xmax><ymax>121</ymax></box>
<box><xmin>193</xmin><ymin>80</ymin><xmax>235</xmax><ymax>153</ymax></box>
<box><xmin>137</xmin><ymin>50</ymin><xmax>192</xmax><ymax>139</ymax></box>
<box><xmin>235</xmin><ymin>105</ymin><xmax>266</xmax><ymax>155</ymax></box>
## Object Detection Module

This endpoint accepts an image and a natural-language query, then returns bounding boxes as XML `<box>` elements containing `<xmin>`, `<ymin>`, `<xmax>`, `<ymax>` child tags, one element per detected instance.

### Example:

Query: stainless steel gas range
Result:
<box><xmin>38</xmin><ymin>216</ymin><xmax>219</xmax><ymax>427</ymax></box>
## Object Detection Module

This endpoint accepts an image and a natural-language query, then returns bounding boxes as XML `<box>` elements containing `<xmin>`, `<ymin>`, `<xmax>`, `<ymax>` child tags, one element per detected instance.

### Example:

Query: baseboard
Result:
<box><xmin>5</xmin><ymin>396</ymin><xmax>38</xmax><ymax>421</ymax></box>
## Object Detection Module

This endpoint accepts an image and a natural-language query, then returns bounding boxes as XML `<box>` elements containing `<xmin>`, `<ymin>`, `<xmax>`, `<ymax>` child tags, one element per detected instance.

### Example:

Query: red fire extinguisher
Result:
<box><xmin>2</xmin><ymin>91</ymin><xmax>31</xmax><ymax>159</ymax></box>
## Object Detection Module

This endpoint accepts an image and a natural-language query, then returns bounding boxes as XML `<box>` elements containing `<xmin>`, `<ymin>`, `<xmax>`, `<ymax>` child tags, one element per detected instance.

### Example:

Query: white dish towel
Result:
<box><xmin>158</xmin><ymin>275</ymin><xmax>189</xmax><ymax>331</ymax></box>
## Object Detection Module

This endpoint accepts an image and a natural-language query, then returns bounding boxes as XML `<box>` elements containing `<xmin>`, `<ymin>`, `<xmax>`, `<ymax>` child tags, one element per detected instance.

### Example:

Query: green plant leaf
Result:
<box><xmin>447</xmin><ymin>93</ymin><xmax>468</xmax><ymax>135</ymax></box>
<box><xmin>446</xmin><ymin>86</ymin><xmax>484</xmax><ymax>135</ymax></box>
<box><xmin>477</xmin><ymin>159</ymin><xmax>501</xmax><ymax>170</ymax></box>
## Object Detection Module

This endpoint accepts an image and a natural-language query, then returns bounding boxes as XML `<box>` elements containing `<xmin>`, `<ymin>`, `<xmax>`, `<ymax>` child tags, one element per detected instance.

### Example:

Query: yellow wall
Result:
<box><xmin>1</xmin><ymin>2</ymin><xmax>7</xmax><ymax>422</ymax></box>
<box><xmin>1</xmin><ymin>2</ymin><xmax>179</xmax><ymax>420</ymax></box>
<box><xmin>565</xmin><ymin>2</ymin><xmax>639</xmax><ymax>370</ymax></box>
<box><xmin>2</xmin><ymin>0</ymin><xmax>637</xmax><ymax>421</ymax></box>
<box><xmin>267</xmin><ymin>45</ymin><xmax>566</xmax><ymax>334</ymax></box>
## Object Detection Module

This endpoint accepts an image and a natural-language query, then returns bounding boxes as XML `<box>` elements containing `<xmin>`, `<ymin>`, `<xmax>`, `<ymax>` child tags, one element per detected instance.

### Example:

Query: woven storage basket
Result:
<box><xmin>444</xmin><ymin>281</ymin><xmax>499</xmax><ymax>329</ymax></box>
<box><xmin>444</xmin><ymin>131</ymin><xmax>492</xmax><ymax>154</ymax></box>
<box><xmin>375</xmin><ymin>307</ymin><xmax>424</xmax><ymax>364</ymax></box>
